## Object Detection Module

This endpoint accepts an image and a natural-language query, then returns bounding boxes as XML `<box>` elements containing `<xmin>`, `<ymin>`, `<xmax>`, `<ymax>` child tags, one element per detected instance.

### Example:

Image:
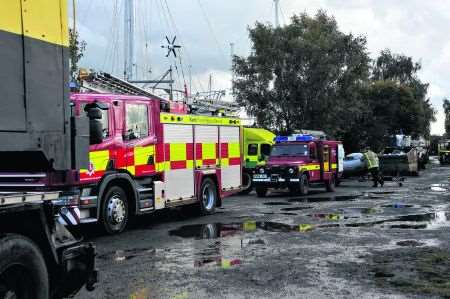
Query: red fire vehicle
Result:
<box><xmin>62</xmin><ymin>89</ymin><xmax>243</xmax><ymax>234</ymax></box>
<box><xmin>252</xmin><ymin>135</ymin><xmax>344</xmax><ymax>197</ymax></box>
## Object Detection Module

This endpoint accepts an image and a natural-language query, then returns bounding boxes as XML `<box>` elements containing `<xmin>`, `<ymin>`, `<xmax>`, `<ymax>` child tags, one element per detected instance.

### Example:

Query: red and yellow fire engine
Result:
<box><xmin>57</xmin><ymin>74</ymin><xmax>243</xmax><ymax>234</ymax></box>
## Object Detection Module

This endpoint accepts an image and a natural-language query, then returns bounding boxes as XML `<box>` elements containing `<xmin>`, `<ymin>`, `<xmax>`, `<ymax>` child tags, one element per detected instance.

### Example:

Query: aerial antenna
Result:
<box><xmin>161</xmin><ymin>36</ymin><xmax>181</xmax><ymax>58</ymax></box>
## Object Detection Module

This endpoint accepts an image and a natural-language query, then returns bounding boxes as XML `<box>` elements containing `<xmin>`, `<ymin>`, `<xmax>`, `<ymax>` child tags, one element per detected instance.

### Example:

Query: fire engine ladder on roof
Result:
<box><xmin>79</xmin><ymin>70</ymin><xmax>162</xmax><ymax>99</ymax></box>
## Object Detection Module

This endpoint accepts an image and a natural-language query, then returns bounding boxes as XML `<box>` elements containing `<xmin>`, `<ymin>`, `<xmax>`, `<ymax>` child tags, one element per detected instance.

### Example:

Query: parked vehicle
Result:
<box><xmin>241</xmin><ymin>128</ymin><xmax>275</xmax><ymax>194</ymax></box>
<box><xmin>59</xmin><ymin>91</ymin><xmax>242</xmax><ymax>234</ymax></box>
<box><xmin>0</xmin><ymin>193</ymin><xmax>97</xmax><ymax>298</ymax></box>
<box><xmin>438</xmin><ymin>140</ymin><xmax>450</xmax><ymax>164</ymax></box>
<box><xmin>252</xmin><ymin>134</ymin><xmax>344</xmax><ymax>197</ymax></box>
<box><xmin>0</xmin><ymin>0</ymin><xmax>96</xmax><ymax>297</ymax></box>
<box><xmin>343</xmin><ymin>153</ymin><xmax>367</xmax><ymax>177</ymax></box>
<box><xmin>379</xmin><ymin>135</ymin><xmax>419</xmax><ymax>176</ymax></box>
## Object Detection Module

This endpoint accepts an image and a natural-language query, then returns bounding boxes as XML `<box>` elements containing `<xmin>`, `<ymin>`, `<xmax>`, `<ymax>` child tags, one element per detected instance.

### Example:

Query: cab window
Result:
<box><xmin>125</xmin><ymin>104</ymin><xmax>148</xmax><ymax>140</ymax></box>
<box><xmin>261</xmin><ymin>144</ymin><xmax>271</xmax><ymax>156</ymax></box>
<box><xmin>248</xmin><ymin>144</ymin><xmax>258</xmax><ymax>156</ymax></box>
<box><xmin>81</xmin><ymin>103</ymin><xmax>110</xmax><ymax>139</ymax></box>
<box><xmin>309</xmin><ymin>144</ymin><xmax>317</xmax><ymax>159</ymax></box>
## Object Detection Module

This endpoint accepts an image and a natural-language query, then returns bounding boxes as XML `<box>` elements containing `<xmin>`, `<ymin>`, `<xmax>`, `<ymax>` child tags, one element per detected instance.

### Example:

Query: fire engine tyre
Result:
<box><xmin>299</xmin><ymin>174</ymin><xmax>309</xmax><ymax>196</ymax></box>
<box><xmin>199</xmin><ymin>178</ymin><xmax>217</xmax><ymax>215</ymax></box>
<box><xmin>101</xmin><ymin>186</ymin><xmax>129</xmax><ymax>234</ymax></box>
<box><xmin>240</xmin><ymin>172</ymin><xmax>253</xmax><ymax>195</ymax></box>
<box><xmin>0</xmin><ymin>234</ymin><xmax>49</xmax><ymax>299</ymax></box>
<box><xmin>326</xmin><ymin>175</ymin><xmax>336</xmax><ymax>192</ymax></box>
<box><xmin>256</xmin><ymin>186</ymin><xmax>268</xmax><ymax>198</ymax></box>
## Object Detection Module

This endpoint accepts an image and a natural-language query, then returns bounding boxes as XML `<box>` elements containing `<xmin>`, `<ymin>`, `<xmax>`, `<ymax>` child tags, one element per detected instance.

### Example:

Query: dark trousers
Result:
<box><xmin>369</xmin><ymin>167</ymin><xmax>384</xmax><ymax>187</ymax></box>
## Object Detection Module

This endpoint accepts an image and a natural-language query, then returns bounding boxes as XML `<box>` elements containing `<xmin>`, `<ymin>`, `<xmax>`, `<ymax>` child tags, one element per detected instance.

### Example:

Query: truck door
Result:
<box><xmin>322</xmin><ymin>145</ymin><xmax>330</xmax><ymax>172</ymax></box>
<box><xmin>124</xmin><ymin>102</ymin><xmax>157</xmax><ymax>177</ymax></box>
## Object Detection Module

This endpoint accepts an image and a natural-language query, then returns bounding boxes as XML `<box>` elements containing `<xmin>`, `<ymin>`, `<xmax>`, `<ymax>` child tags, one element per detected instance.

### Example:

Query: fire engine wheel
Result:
<box><xmin>0</xmin><ymin>234</ymin><xmax>49</xmax><ymax>299</ymax></box>
<box><xmin>326</xmin><ymin>175</ymin><xmax>336</xmax><ymax>192</ymax></box>
<box><xmin>199</xmin><ymin>178</ymin><xmax>217</xmax><ymax>215</ymax></box>
<box><xmin>299</xmin><ymin>174</ymin><xmax>309</xmax><ymax>196</ymax></box>
<box><xmin>240</xmin><ymin>172</ymin><xmax>253</xmax><ymax>195</ymax></box>
<box><xmin>101</xmin><ymin>186</ymin><xmax>129</xmax><ymax>234</ymax></box>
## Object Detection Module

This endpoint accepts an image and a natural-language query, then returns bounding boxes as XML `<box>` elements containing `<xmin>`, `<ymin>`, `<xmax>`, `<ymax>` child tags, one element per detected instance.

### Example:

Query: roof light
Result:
<box><xmin>274</xmin><ymin>134</ymin><xmax>315</xmax><ymax>143</ymax></box>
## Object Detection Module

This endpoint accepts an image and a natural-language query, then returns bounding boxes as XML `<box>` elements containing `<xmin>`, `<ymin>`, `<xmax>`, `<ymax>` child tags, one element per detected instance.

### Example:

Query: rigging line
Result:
<box><xmin>162</xmin><ymin>0</ymin><xmax>188</xmax><ymax>83</ymax></box>
<box><xmin>102</xmin><ymin>0</ymin><xmax>120</xmax><ymax>71</ymax></box>
<box><xmin>111</xmin><ymin>0</ymin><xmax>122</xmax><ymax>74</ymax></box>
<box><xmin>279</xmin><ymin>3</ymin><xmax>287</xmax><ymax>26</ymax></box>
<box><xmin>161</xmin><ymin>0</ymin><xmax>205</xmax><ymax>94</ymax></box>
<box><xmin>196</xmin><ymin>0</ymin><xmax>228</xmax><ymax>62</ymax></box>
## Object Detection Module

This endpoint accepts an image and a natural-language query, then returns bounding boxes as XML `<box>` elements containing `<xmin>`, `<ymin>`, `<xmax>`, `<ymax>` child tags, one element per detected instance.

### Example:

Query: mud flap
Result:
<box><xmin>57</xmin><ymin>206</ymin><xmax>81</xmax><ymax>226</ymax></box>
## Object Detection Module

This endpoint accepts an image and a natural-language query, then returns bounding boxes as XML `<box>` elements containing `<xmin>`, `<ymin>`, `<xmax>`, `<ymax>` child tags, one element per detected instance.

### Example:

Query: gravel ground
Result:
<box><xmin>74</xmin><ymin>159</ymin><xmax>450</xmax><ymax>299</ymax></box>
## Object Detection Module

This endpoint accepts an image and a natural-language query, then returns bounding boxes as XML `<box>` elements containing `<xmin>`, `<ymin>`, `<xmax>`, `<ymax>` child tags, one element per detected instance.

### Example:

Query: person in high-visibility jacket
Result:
<box><xmin>362</xmin><ymin>147</ymin><xmax>384</xmax><ymax>187</ymax></box>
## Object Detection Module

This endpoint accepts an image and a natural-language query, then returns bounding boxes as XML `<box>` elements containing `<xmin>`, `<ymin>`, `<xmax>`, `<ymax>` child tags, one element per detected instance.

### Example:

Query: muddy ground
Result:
<box><xmin>75</xmin><ymin>159</ymin><xmax>450</xmax><ymax>299</ymax></box>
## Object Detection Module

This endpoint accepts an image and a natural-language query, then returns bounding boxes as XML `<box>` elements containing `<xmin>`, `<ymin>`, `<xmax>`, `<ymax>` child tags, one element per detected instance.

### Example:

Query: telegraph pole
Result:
<box><xmin>124</xmin><ymin>0</ymin><xmax>135</xmax><ymax>81</ymax></box>
<box><xmin>274</xmin><ymin>0</ymin><xmax>280</xmax><ymax>28</ymax></box>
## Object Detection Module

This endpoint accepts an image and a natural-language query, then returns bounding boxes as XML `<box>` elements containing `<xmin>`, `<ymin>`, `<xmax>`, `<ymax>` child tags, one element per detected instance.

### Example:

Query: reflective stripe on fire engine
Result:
<box><xmin>300</xmin><ymin>164</ymin><xmax>320</xmax><ymax>171</ymax></box>
<box><xmin>81</xmin><ymin>141</ymin><xmax>239</xmax><ymax>178</ymax></box>
<box><xmin>160</xmin><ymin>113</ymin><xmax>241</xmax><ymax>126</ymax></box>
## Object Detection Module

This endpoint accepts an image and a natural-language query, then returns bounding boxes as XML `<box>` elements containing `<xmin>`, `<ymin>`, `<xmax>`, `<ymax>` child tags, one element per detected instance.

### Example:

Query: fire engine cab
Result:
<box><xmin>252</xmin><ymin>134</ymin><xmax>344</xmax><ymax>197</ymax></box>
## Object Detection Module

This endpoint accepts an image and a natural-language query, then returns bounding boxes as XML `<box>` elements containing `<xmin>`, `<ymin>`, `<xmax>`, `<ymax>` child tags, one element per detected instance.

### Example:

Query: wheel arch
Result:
<box><xmin>96</xmin><ymin>173</ymin><xmax>138</xmax><ymax>219</ymax></box>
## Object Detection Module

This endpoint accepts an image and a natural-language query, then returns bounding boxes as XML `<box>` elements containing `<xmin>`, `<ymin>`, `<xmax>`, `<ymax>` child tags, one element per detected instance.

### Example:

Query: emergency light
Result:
<box><xmin>274</xmin><ymin>134</ymin><xmax>315</xmax><ymax>143</ymax></box>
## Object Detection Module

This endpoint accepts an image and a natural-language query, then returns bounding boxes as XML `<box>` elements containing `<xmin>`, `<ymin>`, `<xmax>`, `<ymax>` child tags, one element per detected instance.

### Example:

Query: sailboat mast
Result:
<box><xmin>124</xmin><ymin>0</ymin><xmax>135</xmax><ymax>81</ymax></box>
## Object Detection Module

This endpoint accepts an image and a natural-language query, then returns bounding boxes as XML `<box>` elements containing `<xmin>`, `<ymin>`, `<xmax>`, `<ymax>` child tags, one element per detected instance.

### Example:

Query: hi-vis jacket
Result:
<box><xmin>364</xmin><ymin>150</ymin><xmax>379</xmax><ymax>169</ymax></box>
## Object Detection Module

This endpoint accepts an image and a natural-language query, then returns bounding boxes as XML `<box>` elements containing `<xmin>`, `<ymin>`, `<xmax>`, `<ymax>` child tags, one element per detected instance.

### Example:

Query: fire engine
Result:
<box><xmin>56</xmin><ymin>72</ymin><xmax>242</xmax><ymax>234</ymax></box>
<box><xmin>252</xmin><ymin>134</ymin><xmax>344</xmax><ymax>197</ymax></box>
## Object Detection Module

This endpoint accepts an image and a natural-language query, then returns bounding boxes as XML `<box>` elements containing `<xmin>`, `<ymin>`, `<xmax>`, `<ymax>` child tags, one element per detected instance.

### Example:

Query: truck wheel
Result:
<box><xmin>256</xmin><ymin>186</ymin><xmax>267</xmax><ymax>197</ymax></box>
<box><xmin>325</xmin><ymin>175</ymin><xmax>336</xmax><ymax>192</ymax></box>
<box><xmin>240</xmin><ymin>172</ymin><xmax>253</xmax><ymax>195</ymax></box>
<box><xmin>199</xmin><ymin>178</ymin><xmax>217</xmax><ymax>215</ymax></box>
<box><xmin>0</xmin><ymin>234</ymin><xmax>49</xmax><ymax>299</ymax></box>
<box><xmin>101</xmin><ymin>186</ymin><xmax>129</xmax><ymax>234</ymax></box>
<box><xmin>299</xmin><ymin>174</ymin><xmax>309</xmax><ymax>196</ymax></box>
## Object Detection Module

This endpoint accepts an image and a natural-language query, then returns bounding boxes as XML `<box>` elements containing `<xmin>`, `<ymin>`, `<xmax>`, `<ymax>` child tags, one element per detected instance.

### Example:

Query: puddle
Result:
<box><xmin>280</xmin><ymin>206</ymin><xmax>313</xmax><ymax>212</ymax></box>
<box><xmin>417</xmin><ymin>184</ymin><xmax>449</xmax><ymax>192</ymax></box>
<box><xmin>98</xmin><ymin>247</ymin><xmax>156</xmax><ymax>262</ymax></box>
<box><xmin>288</xmin><ymin>194</ymin><xmax>361</xmax><ymax>203</ymax></box>
<box><xmin>382</xmin><ymin>203</ymin><xmax>415</xmax><ymax>208</ymax></box>
<box><xmin>264</xmin><ymin>202</ymin><xmax>292</xmax><ymax>206</ymax></box>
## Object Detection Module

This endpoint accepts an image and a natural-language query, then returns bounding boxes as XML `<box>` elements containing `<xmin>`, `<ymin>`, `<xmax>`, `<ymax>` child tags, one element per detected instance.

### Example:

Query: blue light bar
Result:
<box><xmin>274</xmin><ymin>134</ymin><xmax>315</xmax><ymax>143</ymax></box>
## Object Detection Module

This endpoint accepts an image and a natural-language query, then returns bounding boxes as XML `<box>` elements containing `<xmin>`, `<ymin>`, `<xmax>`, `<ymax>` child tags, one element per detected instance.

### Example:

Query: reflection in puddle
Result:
<box><xmin>288</xmin><ymin>194</ymin><xmax>361</xmax><ymax>203</ymax></box>
<box><xmin>281</xmin><ymin>206</ymin><xmax>313</xmax><ymax>212</ymax></box>
<box><xmin>382</xmin><ymin>203</ymin><xmax>414</xmax><ymax>208</ymax></box>
<box><xmin>263</xmin><ymin>202</ymin><xmax>292</xmax><ymax>206</ymax></box>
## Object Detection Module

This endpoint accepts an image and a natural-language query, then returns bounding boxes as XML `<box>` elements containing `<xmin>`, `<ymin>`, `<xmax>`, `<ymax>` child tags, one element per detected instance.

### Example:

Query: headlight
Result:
<box><xmin>288</xmin><ymin>168</ymin><xmax>294</xmax><ymax>174</ymax></box>
<box><xmin>259</xmin><ymin>168</ymin><xmax>265</xmax><ymax>174</ymax></box>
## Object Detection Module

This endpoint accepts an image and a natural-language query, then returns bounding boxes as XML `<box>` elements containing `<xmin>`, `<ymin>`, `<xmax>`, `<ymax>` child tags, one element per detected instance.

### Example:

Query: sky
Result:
<box><xmin>75</xmin><ymin>0</ymin><xmax>450</xmax><ymax>135</ymax></box>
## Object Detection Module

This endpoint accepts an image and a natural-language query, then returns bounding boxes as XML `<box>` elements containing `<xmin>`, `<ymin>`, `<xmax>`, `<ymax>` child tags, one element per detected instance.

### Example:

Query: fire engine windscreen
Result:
<box><xmin>271</xmin><ymin>144</ymin><xmax>309</xmax><ymax>157</ymax></box>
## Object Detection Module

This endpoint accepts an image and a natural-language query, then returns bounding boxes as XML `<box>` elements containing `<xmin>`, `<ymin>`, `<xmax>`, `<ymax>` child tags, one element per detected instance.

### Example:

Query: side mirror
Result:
<box><xmin>86</xmin><ymin>107</ymin><xmax>103</xmax><ymax>145</ymax></box>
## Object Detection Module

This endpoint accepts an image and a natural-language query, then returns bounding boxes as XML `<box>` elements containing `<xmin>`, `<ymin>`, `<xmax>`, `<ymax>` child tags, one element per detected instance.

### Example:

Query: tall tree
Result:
<box><xmin>371</xmin><ymin>49</ymin><xmax>435</xmax><ymax>137</ymax></box>
<box><xmin>233</xmin><ymin>11</ymin><xmax>370</xmax><ymax>136</ymax></box>
<box><xmin>69</xmin><ymin>28</ymin><xmax>87</xmax><ymax>82</ymax></box>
